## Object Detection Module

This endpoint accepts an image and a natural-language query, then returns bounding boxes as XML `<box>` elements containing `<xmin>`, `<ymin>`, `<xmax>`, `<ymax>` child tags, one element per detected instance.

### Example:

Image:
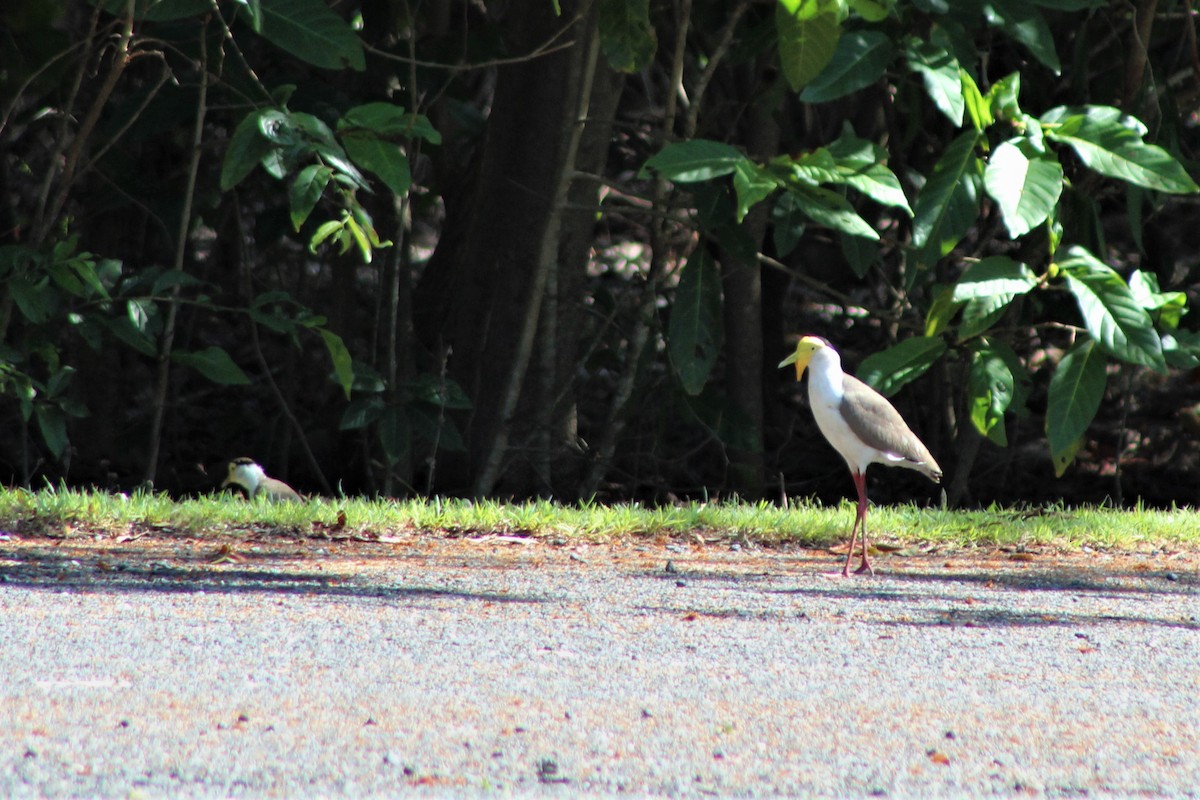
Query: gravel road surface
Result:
<box><xmin>1</xmin><ymin>531</ymin><xmax>1197</xmax><ymax>798</ymax></box>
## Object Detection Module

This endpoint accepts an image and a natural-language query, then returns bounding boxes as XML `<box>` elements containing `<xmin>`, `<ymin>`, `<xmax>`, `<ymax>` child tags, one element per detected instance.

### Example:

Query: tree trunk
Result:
<box><xmin>412</xmin><ymin>2</ymin><xmax>599</xmax><ymax>495</ymax></box>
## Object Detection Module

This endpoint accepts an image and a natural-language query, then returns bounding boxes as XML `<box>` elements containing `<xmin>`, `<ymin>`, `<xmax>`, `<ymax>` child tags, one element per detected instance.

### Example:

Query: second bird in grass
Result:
<box><xmin>221</xmin><ymin>457</ymin><xmax>302</xmax><ymax>502</ymax></box>
<box><xmin>780</xmin><ymin>335</ymin><xmax>942</xmax><ymax>577</ymax></box>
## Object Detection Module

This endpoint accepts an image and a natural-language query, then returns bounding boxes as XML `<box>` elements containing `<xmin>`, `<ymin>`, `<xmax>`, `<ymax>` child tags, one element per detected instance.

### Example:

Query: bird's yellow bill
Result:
<box><xmin>778</xmin><ymin>337</ymin><xmax>820</xmax><ymax>380</ymax></box>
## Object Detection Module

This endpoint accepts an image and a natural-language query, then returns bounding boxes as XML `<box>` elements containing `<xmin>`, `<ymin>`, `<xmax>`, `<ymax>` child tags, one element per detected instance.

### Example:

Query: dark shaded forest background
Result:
<box><xmin>2</xmin><ymin>0</ymin><xmax>1199</xmax><ymax>507</ymax></box>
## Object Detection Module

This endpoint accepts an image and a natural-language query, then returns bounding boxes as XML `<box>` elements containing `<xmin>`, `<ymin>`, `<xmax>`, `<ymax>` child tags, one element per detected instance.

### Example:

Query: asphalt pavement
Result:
<box><xmin>1</xmin><ymin>532</ymin><xmax>1197</xmax><ymax>797</ymax></box>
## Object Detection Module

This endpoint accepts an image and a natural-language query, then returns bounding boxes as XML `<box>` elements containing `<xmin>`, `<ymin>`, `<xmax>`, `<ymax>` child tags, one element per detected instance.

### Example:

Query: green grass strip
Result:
<box><xmin>0</xmin><ymin>486</ymin><xmax>1197</xmax><ymax>551</ymax></box>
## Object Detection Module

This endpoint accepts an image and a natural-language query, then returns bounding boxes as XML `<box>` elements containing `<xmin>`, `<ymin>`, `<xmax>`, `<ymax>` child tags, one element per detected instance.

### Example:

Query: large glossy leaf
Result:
<box><xmin>1059</xmin><ymin>246</ymin><xmax>1165</xmax><ymax>372</ymax></box>
<box><xmin>642</xmin><ymin>140</ymin><xmax>746</xmax><ymax>182</ymax></box>
<box><xmin>668</xmin><ymin>249</ymin><xmax>723</xmax><ymax>395</ymax></box>
<box><xmin>961</xmin><ymin>70</ymin><xmax>993</xmax><ymax>131</ymax></box>
<box><xmin>220</xmin><ymin>110</ymin><xmax>272</xmax><ymax>190</ymax></box>
<box><xmin>1042</xmin><ymin>106</ymin><xmax>1199</xmax><ymax>194</ymax></box>
<box><xmin>904</xmin><ymin>35</ymin><xmax>963</xmax><ymax>126</ymax></box>
<box><xmin>35</xmin><ymin>405</ymin><xmax>68</xmax><ymax>459</ymax></box>
<box><xmin>320</xmin><ymin>328</ymin><xmax>354</xmax><ymax>399</ymax></box>
<box><xmin>983</xmin><ymin>138</ymin><xmax>1064</xmax><ymax>238</ymax></box>
<box><xmin>173</xmin><ymin>347</ymin><xmax>252</xmax><ymax>385</ymax></box>
<box><xmin>378</xmin><ymin>405</ymin><xmax>410</xmax><ymax>464</ymax></box>
<box><xmin>340</xmin><ymin>103</ymin><xmax>441</xmax><ymax>144</ymax></box>
<box><xmin>786</xmin><ymin>185</ymin><xmax>879</xmax><ymax>240</ymax></box>
<box><xmin>984</xmin><ymin>0</ymin><xmax>1060</xmax><ymax>74</ymax></box>
<box><xmin>838</xmin><ymin>163</ymin><xmax>912</xmax><ymax>216</ymax></box>
<box><xmin>911</xmin><ymin>130</ymin><xmax>982</xmax><ymax>263</ymax></box>
<box><xmin>771</xmin><ymin>192</ymin><xmax>807</xmax><ymax>257</ymax></box>
<box><xmin>258</xmin><ymin>0</ymin><xmax>365</xmax><ymax>71</ymax></box>
<box><xmin>776</xmin><ymin>0</ymin><xmax>841</xmax><ymax>92</ymax></box>
<box><xmin>1128</xmin><ymin>270</ymin><xmax>1186</xmax><ymax>330</ymax></box>
<box><xmin>967</xmin><ymin>340</ymin><xmax>1016</xmax><ymax>445</ymax></box>
<box><xmin>342</xmin><ymin>132</ymin><xmax>412</xmax><ymax>196</ymax></box>
<box><xmin>800</xmin><ymin>30</ymin><xmax>895</xmax><ymax>103</ymax></box>
<box><xmin>857</xmin><ymin>336</ymin><xmax>946</xmax><ymax>397</ymax></box>
<box><xmin>1045</xmin><ymin>337</ymin><xmax>1106</xmax><ymax>476</ymax></box>
<box><xmin>288</xmin><ymin>164</ymin><xmax>331</xmax><ymax>231</ymax></box>
<box><xmin>951</xmin><ymin>256</ymin><xmax>1038</xmax><ymax>301</ymax></box>
<box><xmin>598</xmin><ymin>0</ymin><xmax>656</xmax><ymax>72</ymax></box>
<box><xmin>733</xmin><ymin>160</ymin><xmax>780</xmax><ymax>222</ymax></box>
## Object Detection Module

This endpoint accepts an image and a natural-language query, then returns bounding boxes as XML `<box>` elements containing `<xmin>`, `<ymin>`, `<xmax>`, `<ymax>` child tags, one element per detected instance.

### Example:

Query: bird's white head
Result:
<box><xmin>222</xmin><ymin>457</ymin><xmax>265</xmax><ymax>494</ymax></box>
<box><xmin>778</xmin><ymin>335</ymin><xmax>833</xmax><ymax>380</ymax></box>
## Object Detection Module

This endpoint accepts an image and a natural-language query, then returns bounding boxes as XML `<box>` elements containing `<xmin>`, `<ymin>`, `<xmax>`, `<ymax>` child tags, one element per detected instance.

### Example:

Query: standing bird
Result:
<box><xmin>221</xmin><ymin>457</ymin><xmax>302</xmax><ymax>502</ymax></box>
<box><xmin>779</xmin><ymin>336</ymin><xmax>942</xmax><ymax>576</ymax></box>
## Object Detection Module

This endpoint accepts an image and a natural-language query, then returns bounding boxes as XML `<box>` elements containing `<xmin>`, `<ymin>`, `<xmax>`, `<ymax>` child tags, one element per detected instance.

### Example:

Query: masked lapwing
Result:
<box><xmin>780</xmin><ymin>336</ymin><xmax>942</xmax><ymax>576</ymax></box>
<box><xmin>221</xmin><ymin>457</ymin><xmax>302</xmax><ymax>502</ymax></box>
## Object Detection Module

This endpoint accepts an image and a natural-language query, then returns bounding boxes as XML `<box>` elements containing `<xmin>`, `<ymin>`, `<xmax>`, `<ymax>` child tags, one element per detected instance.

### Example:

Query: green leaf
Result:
<box><xmin>339</xmin><ymin>396</ymin><xmax>384</xmax><ymax>430</ymax></box>
<box><xmin>1042</xmin><ymin>106</ymin><xmax>1200</xmax><ymax>194</ymax></box>
<box><xmin>849</xmin><ymin>0</ymin><xmax>892</xmax><ymax>21</ymax></box>
<box><xmin>319</xmin><ymin>327</ymin><xmax>354</xmax><ymax>399</ymax></box>
<box><xmin>668</xmin><ymin>249</ymin><xmax>723</xmax><ymax>395</ymax></box>
<box><xmin>35</xmin><ymin>405</ymin><xmax>68</xmax><ymax>459</ymax></box>
<box><xmin>800</xmin><ymin>30</ymin><xmax>894</xmax><ymax>103</ymax></box>
<box><xmin>102</xmin><ymin>315</ymin><xmax>157</xmax><ymax>357</ymax></box>
<box><xmin>1059</xmin><ymin>246</ymin><xmax>1166</xmax><ymax>372</ymax></box>
<box><xmin>342</xmin><ymin>131</ymin><xmax>412</xmax><ymax>196</ymax></box>
<box><xmin>378</xmin><ymin>404</ymin><xmax>410</xmax><ymax>464</ymax></box>
<box><xmin>9</xmin><ymin>277</ymin><xmax>55</xmax><ymax>323</ymax></box>
<box><xmin>221</xmin><ymin>110</ymin><xmax>272</xmax><ymax>191</ymax></box>
<box><xmin>983</xmin><ymin>138</ymin><xmax>1063</xmax><ymax>238</ymax></box>
<box><xmin>289</xmin><ymin>164</ymin><xmax>332</xmax><ymax>231</ymax></box>
<box><xmin>838</xmin><ymin>163</ymin><xmax>913</xmax><ymax>216</ymax></box>
<box><xmin>233</xmin><ymin>0</ymin><xmax>263</xmax><ymax>31</ymax></box>
<box><xmin>904</xmin><ymin>35</ymin><xmax>964</xmax><ymax>126</ymax></box>
<box><xmin>984</xmin><ymin>0</ymin><xmax>1060</xmax><ymax>74</ymax></box>
<box><xmin>409</xmin><ymin>374</ymin><xmax>474</xmax><ymax>410</ymax></box>
<box><xmin>961</xmin><ymin>69</ymin><xmax>993</xmax><ymax>131</ymax></box>
<box><xmin>1128</xmin><ymin>270</ymin><xmax>1186</xmax><ymax>330</ymax></box>
<box><xmin>857</xmin><ymin>336</ymin><xmax>947</xmax><ymax>396</ymax></box>
<box><xmin>967</xmin><ymin>339</ymin><xmax>1016</xmax><ymax>445</ymax></box>
<box><xmin>911</xmin><ymin>130</ymin><xmax>982</xmax><ymax>263</ymax></box>
<box><xmin>839</xmin><ymin>231</ymin><xmax>878</xmax><ymax>279</ymax></box>
<box><xmin>642</xmin><ymin>140</ymin><xmax>747</xmax><ymax>182</ymax></box>
<box><xmin>732</xmin><ymin>159</ymin><xmax>779</xmax><ymax>222</ymax></box>
<box><xmin>598</xmin><ymin>0</ymin><xmax>656</xmax><ymax>72</ymax></box>
<box><xmin>340</xmin><ymin>103</ymin><xmax>441</xmax><ymax>144</ymax></box>
<box><xmin>787</xmin><ymin>184</ymin><xmax>879</xmax><ymax>239</ymax></box>
<box><xmin>258</xmin><ymin>0</ymin><xmax>365</xmax><ymax>71</ymax></box>
<box><xmin>771</xmin><ymin>192</ymin><xmax>807</xmax><ymax>257</ymax></box>
<box><xmin>174</xmin><ymin>347</ymin><xmax>252</xmax><ymax>385</ymax></box>
<box><xmin>924</xmin><ymin>286</ymin><xmax>965</xmax><ymax>338</ymax></box>
<box><xmin>986</xmin><ymin>71</ymin><xmax>1021</xmax><ymax>121</ymax></box>
<box><xmin>1046</xmin><ymin>337</ymin><xmax>1106</xmax><ymax>476</ymax></box>
<box><xmin>952</xmin><ymin>257</ymin><xmax>1037</xmax><ymax>339</ymax></box>
<box><xmin>776</xmin><ymin>0</ymin><xmax>842</xmax><ymax>92</ymax></box>
<box><xmin>951</xmin><ymin>256</ymin><xmax>1038</xmax><ymax>301</ymax></box>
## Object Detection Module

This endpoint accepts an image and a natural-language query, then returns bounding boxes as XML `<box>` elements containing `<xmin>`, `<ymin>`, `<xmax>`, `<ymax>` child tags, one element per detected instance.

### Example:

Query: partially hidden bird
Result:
<box><xmin>221</xmin><ymin>457</ymin><xmax>302</xmax><ymax>502</ymax></box>
<box><xmin>779</xmin><ymin>336</ymin><xmax>942</xmax><ymax>576</ymax></box>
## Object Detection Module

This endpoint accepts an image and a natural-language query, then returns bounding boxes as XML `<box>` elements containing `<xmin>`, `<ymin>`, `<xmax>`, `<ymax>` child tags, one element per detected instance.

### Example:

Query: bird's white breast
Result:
<box><xmin>806</xmin><ymin>348</ymin><xmax>883</xmax><ymax>474</ymax></box>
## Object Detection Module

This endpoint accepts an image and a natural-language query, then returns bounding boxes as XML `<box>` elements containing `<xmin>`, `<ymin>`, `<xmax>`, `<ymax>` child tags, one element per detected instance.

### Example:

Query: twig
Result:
<box><xmin>145</xmin><ymin>14</ymin><xmax>211</xmax><ymax>485</ymax></box>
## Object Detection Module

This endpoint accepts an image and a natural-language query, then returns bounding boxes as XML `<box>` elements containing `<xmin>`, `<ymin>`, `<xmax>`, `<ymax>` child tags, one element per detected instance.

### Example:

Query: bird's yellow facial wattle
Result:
<box><xmin>778</xmin><ymin>336</ymin><xmax>824</xmax><ymax>380</ymax></box>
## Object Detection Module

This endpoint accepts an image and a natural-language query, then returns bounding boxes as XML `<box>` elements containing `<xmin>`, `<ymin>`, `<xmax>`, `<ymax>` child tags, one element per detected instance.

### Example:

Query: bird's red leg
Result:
<box><xmin>852</xmin><ymin>471</ymin><xmax>874</xmax><ymax>575</ymax></box>
<box><xmin>842</xmin><ymin>470</ymin><xmax>866</xmax><ymax>577</ymax></box>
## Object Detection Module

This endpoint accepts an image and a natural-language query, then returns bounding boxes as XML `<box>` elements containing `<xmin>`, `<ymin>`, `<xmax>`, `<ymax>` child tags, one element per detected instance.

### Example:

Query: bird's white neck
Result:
<box><xmin>232</xmin><ymin>462</ymin><xmax>266</xmax><ymax>493</ymax></box>
<box><xmin>806</xmin><ymin>346</ymin><xmax>845</xmax><ymax>405</ymax></box>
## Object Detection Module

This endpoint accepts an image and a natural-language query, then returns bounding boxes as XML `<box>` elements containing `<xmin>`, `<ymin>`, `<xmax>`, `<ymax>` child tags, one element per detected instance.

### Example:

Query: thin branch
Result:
<box><xmin>684</xmin><ymin>0</ymin><xmax>751</xmax><ymax>139</ymax></box>
<box><xmin>363</xmin><ymin>16</ymin><xmax>580</xmax><ymax>72</ymax></box>
<box><xmin>145</xmin><ymin>14</ymin><xmax>211</xmax><ymax>485</ymax></box>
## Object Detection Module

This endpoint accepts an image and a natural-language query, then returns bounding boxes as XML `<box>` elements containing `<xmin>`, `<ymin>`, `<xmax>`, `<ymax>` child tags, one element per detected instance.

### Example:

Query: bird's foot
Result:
<box><xmin>854</xmin><ymin>560</ymin><xmax>874</xmax><ymax>576</ymax></box>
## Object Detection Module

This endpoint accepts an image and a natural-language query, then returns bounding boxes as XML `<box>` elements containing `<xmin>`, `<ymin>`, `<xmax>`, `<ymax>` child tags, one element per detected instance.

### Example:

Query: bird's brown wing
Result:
<box><xmin>840</xmin><ymin>374</ymin><xmax>941</xmax><ymax>479</ymax></box>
